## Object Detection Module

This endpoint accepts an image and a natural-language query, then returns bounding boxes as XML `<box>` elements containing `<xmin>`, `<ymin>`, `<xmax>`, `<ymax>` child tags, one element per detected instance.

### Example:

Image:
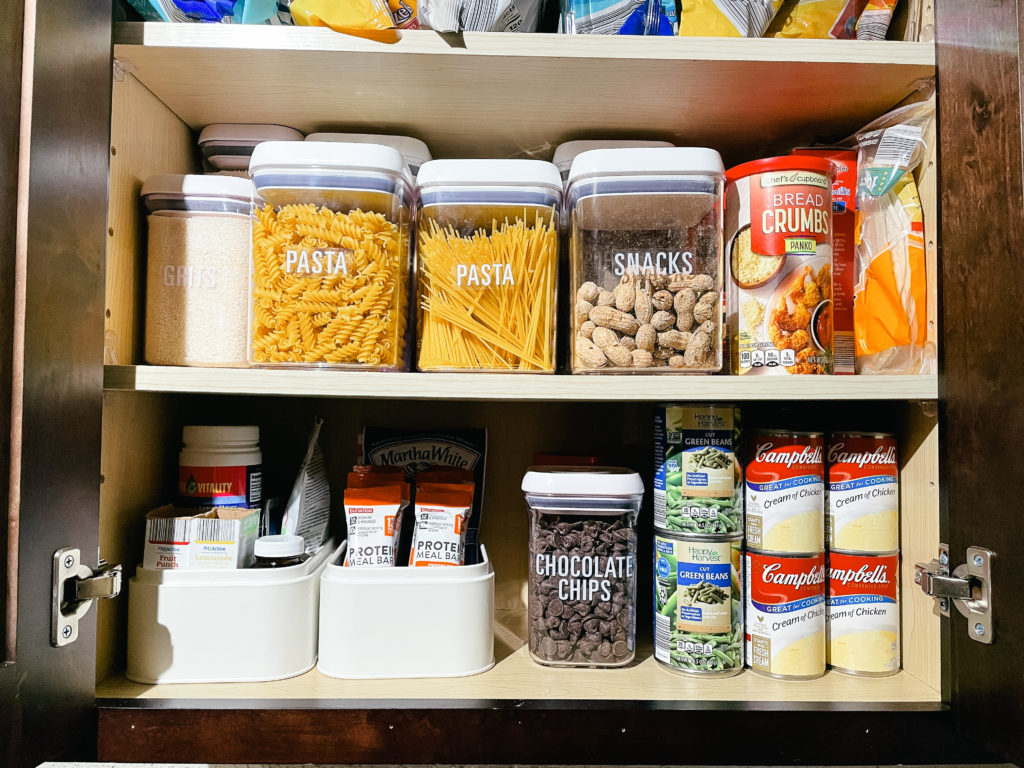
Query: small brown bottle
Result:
<box><xmin>252</xmin><ymin>535</ymin><xmax>308</xmax><ymax>568</ymax></box>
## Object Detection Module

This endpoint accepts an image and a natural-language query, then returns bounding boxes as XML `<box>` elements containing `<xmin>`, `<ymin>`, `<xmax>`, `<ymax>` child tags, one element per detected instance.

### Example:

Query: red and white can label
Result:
<box><xmin>745</xmin><ymin>433</ymin><xmax>824</xmax><ymax>553</ymax></box>
<box><xmin>745</xmin><ymin>550</ymin><xmax>826</xmax><ymax>678</ymax></box>
<box><xmin>177</xmin><ymin>464</ymin><xmax>262</xmax><ymax>510</ymax></box>
<box><xmin>827</xmin><ymin>434</ymin><xmax>899</xmax><ymax>552</ymax></box>
<box><xmin>749</xmin><ymin>169</ymin><xmax>832</xmax><ymax>257</ymax></box>
<box><xmin>827</xmin><ymin>551</ymin><xmax>900</xmax><ymax>674</ymax></box>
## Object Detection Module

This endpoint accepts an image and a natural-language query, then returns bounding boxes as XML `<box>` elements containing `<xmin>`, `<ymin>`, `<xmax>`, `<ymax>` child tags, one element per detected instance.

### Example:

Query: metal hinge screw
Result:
<box><xmin>939</xmin><ymin>551</ymin><xmax>949</xmax><ymax>566</ymax></box>
<box><xmin>61</xmin><ymin>625</ymin><xmax>72</xmax><ymax>640</ymax></box>
<box><xmin>938</xmin><ymin>598</ymin><xmax>949</xmax><ymax>612</ymax></box>
<box><xmin>973</xmin><ymin>554</ymin><xmax>984</xmax><ymax>567</ymax></box>
<box><xmin>974</xmin><ymin>623</ymin><xmax>986</xmax><ymax>637</ymax></box>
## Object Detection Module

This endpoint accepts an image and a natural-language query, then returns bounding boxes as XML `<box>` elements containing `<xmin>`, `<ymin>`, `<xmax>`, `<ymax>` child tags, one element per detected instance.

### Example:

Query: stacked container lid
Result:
<box><xmin>306</xmin><ymin>133</ymin><xmax>432</xmax><ymax>177</ymax></box>
<box><xmin>415</xmin><ymin>159</ymin><xmax>562</xmax><ymax>373</ymax></box>
<box><xmin>199</xmin><ymin>123</ymin><xmax>304</xmax><ymax>172</ymax></box>
<box><xmin>248</xmin><ymin>141</ymin><xmax>413</xmax><ymax>369</ymax></box>
<box><xmin>566</xmin><ymin>147</ymin><xmax>725</xmax><ymax>374</ymax></box>
<box><xmin>552</xmin><ymin>139</ymin><xmax>674</xmax><ymax>181</ymax></box>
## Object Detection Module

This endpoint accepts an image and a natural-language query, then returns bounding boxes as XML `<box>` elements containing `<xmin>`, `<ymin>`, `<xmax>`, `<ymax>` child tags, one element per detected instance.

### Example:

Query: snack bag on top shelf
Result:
<box><xmin>767</xmin><ymin>0</ymin><xmax>898</xmax><ymax>39</ymax></box>
<box><xmin>679</xmin><ymin>0</ymin><xmax>783</xmax><ymax>36</ymax></box>
<box><xmin>849</xmin><ymin>93</ymin><xmax>935</xmax><ymax>375</ymax></box>
<box><xmin>419</xmin><ymin>0</ymin><xmax>541</xmax><ymax>31</ymax></box>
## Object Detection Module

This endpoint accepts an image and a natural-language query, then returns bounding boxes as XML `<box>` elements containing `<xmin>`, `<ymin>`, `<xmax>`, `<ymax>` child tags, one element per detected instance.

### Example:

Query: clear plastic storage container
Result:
<box><xmin>521</xmin><ymin>467</ymin><xmax>643</xmax><ymax>667</ymax></box>
<box><xmin>566</xmin><ymin>147</ymin><xmax>725</xmax><ymax>374</ymax></box>
<box><xmin>415</xmin><ymin>159</ymin><xmax>561</xmax><ymax>372</ymax></box>
<box><xmin>198</xmin><ymin>124</ymin><xmax>304</xmax><ymax>172</ymax></box>
<box><xmin>306</xmin><ymin>133</ymin><xmax>432</xmax><ymax>177</ymax></box>
<box><xmin>141</xmin><ymin>174</ymin><xmax>253</xmax><ymax>367</ymax></box>
<box><xmin>248</xmin><ymin>141</ymin><xmax>413</xmax><ymax>369</ymax></box>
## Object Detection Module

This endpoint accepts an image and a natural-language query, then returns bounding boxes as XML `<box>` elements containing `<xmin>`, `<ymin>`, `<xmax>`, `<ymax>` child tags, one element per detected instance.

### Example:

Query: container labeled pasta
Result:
<box><xmin>248</xmin><ymin>142</ymin><xmax>412</xmax><ymax>369</ymax></box>
<box><xmin>566</xmin><ymin>147</ymin><xmax>725</xmax><ymax>373</ymax></box>
<box><xmin>415</xmin><ymin>160</ymin><xmax>561</xmax><ymax>372</ymax></box>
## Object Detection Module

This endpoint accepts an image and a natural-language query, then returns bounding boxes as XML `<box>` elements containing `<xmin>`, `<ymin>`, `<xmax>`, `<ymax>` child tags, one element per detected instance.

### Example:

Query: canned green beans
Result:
<box><xmin>654</xmin><ymin>405</ymin><xmax>742</xmax><ymax>535</ymax></box>
<box><xmin>654</xmin><ymin>532</ymin><xmax>743</xmax><ymax>676</ymax></box>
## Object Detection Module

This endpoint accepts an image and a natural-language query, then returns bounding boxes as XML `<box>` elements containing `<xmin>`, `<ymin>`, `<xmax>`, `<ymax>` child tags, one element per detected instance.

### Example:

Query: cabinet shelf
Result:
<box><xmin>96</xmin><ymin>646</ymin><xmax>940</xmax><ymax>706</ymax></box>
<box><xmin>112</xmin><ymin>23</ymin><xmax>935</xmax><ymax>161</ymax></box>
<box><xmin>103</xmin><ymin>365</ymin><xmax>938</xmax><ymax>401</ymax></box>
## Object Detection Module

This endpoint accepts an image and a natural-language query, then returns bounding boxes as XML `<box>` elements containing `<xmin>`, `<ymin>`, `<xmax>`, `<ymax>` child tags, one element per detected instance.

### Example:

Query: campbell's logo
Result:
<box><xmin>761</xmin><ymin>561</ymin><xmax>826</xmax><ymax>588</ymax></box>
<box><xmin>830</xmin><ymin>564</ymin><xmax>892</xmax><ymax>586</ymax></box>
<box><xmin>754</xmin><ymin>443</ymin><xmax>823</xmax><ymax>467</ymax></box>
<box><xmin>828</xmin><ymin>442</ymin><xmax>897</xmax><ymax>468</ymax></box>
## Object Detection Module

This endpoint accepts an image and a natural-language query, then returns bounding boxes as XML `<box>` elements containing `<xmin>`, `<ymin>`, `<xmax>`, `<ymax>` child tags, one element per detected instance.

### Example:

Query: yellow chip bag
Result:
<box><xmin>679</xmin><ymin>0</ymin><xmax>784</xmax><ymax>36</ymax></box>
<box><xmin>768</xmin><ymin>0</ymin><xmax>863</xmax><ymax>38</ymax></box>
<box><xmin>290</xmin><ymin>0</ymin><xmax>396</xmax><ymax>32</ymax></box>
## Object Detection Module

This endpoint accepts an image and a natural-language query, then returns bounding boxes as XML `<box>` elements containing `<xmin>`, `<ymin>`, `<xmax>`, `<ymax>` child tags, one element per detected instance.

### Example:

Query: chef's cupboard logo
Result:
<box><xmin>760</xmin><ymin>171</ymin><xmax>830</xmax><ymax>188</ymax></box>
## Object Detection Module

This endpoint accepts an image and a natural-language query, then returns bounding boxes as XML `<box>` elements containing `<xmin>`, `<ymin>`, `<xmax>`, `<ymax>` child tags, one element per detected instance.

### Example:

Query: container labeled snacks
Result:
<box><xmin>726</xmin><ymin>156</ymin><xmax>835</xmax><ymax>375</ymax></box>
<box><xmin>567</xmin><ymin>147</ymin><xmax>725</xmax><ymax>373</ymax></box>
<box><xmin>306</xmin><ymin>133</ymin><xmax>432</xmax><ymax>177</ymax></box>
<box><xmin>142</xmin><ymin>174</ymin><xmax>253</xmax><ymax>367</ymax></box>
<box><xmin>522</xmin><ymin>467</ymin><xmax>643</xmax><ymax>667</ymax></box>
<box><xmin>248</xmin><ymin>142</ymin><xmax>412</xmax><ymax>368</ymax></box>
<box><xmin>198</xmin><ymin>124</ymin><xmax>304</xmax><ymax>172</ymax></box>
<box><xmin>553</xmin><ymin>140</ymin><xmax>674</xmax><ymax>182</ymax></box>
<box><xmin>415</xmin><ymin>160</ymin><xmax>561</xmax><ymax>372</ymax></box>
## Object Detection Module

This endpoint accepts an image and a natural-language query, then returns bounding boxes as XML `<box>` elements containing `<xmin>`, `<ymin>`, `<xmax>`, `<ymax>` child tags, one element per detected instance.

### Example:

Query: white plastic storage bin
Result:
<box><xmin>126</xmin><ymin>540</ymin><xmax>339</xmax><ymax>684</ymax></box>
<box><xmin>318</xmin><ymin>542</ymin><xmax>495</xmax><ymax>679</ymax></box>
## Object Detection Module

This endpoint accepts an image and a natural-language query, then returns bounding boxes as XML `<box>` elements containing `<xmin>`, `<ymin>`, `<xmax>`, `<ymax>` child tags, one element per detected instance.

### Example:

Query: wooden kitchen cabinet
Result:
<box><xmin>4</xmin><ymin>0</ymin><xmax>1023</xmax><ymax>765</ymax></box>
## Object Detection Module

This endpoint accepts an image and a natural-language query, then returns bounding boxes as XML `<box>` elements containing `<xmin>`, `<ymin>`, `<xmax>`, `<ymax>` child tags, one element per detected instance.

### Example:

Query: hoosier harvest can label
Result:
<box><xmin>746</xmin><ymin>549</ymin><xmax>826</xmax><ymax>680</ymax></box>
<box><xmin>827</xmin><ymin>433</ymin><xmax>899</xmax><ymax>553</ymax></box>
<box><xmin>827</xmin><ymin>551</ymin><xmax>900</xmax><ymax>676</ymax></box>
<box><xmin>745</xmin><ymin>431</ymin><xmax>825</xmax><ymax>554</ymax></box>
<box><xmin>654</xmin><ymin>405</ymin><xmax>742</xmax><ymax>535</ymax></box>
<box><xmin>654</xmin><ymin>533</ymin><xmax>743</xmax><ymax>676</ymax></box>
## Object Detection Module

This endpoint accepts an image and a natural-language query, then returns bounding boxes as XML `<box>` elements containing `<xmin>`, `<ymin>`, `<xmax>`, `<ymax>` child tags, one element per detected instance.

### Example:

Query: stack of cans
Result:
<box><xmin>653</xmin><ymin>405</ymin><xmax>743</xmax><ymax>677</ymax></box>
<box><xmin>744</xmin><ymin>430</ymin><xmax>828</xmax><ymax>680</ymax></box>
<box><xmin>826</xmin><ymin>433</ymin><xmax>901</xmax><ymax>677</ymax></box>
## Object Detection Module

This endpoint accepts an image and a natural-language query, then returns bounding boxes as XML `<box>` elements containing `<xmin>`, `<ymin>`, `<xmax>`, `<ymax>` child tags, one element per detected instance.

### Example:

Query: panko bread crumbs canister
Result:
<box><xmin>828</xmin><ymin>551</ymin><xmax>900</xmax><ymax>676</ymax></box>
<box><xmin>726</xmin><ymin>156</ymin><xmax>835</xmax><ymax>375</ymax></box>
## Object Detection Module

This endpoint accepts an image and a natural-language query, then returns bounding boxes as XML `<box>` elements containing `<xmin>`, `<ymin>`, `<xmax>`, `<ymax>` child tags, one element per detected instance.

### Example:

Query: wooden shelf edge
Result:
<box><xmin>103</xmin><ymin>365</ymin><xmax>939</xmax><ymax>401</ymax></box>
<box><xmin>113</xmin><ymin>22</ymin><xmax>936</xmax><ymax>66</ymax></box>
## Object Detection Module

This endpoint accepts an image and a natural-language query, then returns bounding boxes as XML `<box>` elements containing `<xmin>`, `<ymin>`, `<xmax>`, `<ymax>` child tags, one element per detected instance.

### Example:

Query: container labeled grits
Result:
<box><xmin>746</xmin><ymin>549</ymin><xmax>826</xmax><ymax>680</ymax></box>
<box><xmin>827</xmin><ymin>432</ymin><xmax>899</xmax><ymax>553</ymax></box>
<box><xmin>654</xmin><ymin>532</ymin><xmax>743</xmax><ymax>676</ymax></box>
<box><xmin>745</xmin><ymin>431</ymin><xmax>824</xmax><ymax>554</ymax></box>
<box><xmin>827</xmin><ymin>551</ymin><xmax>900</xmax><ymax>676</ymax></box>
<box><xmin>726</xmin><ymin>156</ymin><xmax>835</xmax><ymax>375</ymax></box>
<box><xmin>654</xmin><ymin>404</ymin><xmax>742</xmax><ymax>535</ymax></box>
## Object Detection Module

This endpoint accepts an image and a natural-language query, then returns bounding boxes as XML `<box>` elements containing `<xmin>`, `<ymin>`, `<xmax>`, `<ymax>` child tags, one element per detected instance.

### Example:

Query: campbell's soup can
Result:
<box><xmin>827</xmin><ymin>433</ymin><xmax>899</xmax><ymax>553</ymax></box>
<box><xmin>726</xmin><ymin>156</ymin><xmax>834</xmax><ymax>376</ymax></box>
<box><xmin>745</xmin><ymin>431</ymin><xmax>824</xmax><ymax>554</ymax></box>
<box><xmin>654</xmin><ymin>405</ymin><xmax>742</xmax><ymax>535</ymax></box>
<box><xmin>654</xmin><ymin>532</ymin><xmax>743</xmax><ymax>677</ymax></box>
<box><xmin>827</xmin><ymin>551</ymin><xmax>900</xmax><ymax>676</ymax></box>
<box><xmin>746</xmin><ymin>549</ymin><xmax>826</xmax><ymax>680</ymax></box>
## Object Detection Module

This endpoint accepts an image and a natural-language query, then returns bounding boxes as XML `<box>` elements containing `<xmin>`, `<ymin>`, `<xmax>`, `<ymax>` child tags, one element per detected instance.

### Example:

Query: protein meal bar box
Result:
<box><xmin>143</xmin><ymin>504</ymin><xmax>259</xmax><ymax>570</ymax></box>
<box><xmin>359</xmin><ymin>427</ymin><xmax>487</xmax><ymax>565</ymax></box>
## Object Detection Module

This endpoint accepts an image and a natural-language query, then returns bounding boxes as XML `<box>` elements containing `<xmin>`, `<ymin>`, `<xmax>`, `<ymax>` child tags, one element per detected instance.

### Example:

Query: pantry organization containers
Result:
<box><xmin>248</xmin><ymin>141</ymin><xmax>413</xmax><ymax>369</ymax></box>
<box><xmin>415</xmin><ymin>159</ymin><xmax>561</xmax><ymax>372</ymax></box>
<box><xmin>141</xmin><ymin>174</ymin><xmax>254</xmax><ymax>367</ymax></box>
<box><xmin>566</xmin><ymin>147</ymin><xmax>726</xmax><ymax>373</ymax></box>
<box><xmin>198</xmin><ymin>123</ymin><xmax>304</xmax><ymax>172</ymax></box>
<box><xmin>306</xmin><ymin>132</ymin><xmax>433</xmax><ymax>176</ymax></box>
<box><xmin>522</xmin><ymin>467</ymin><xmax>643</xmax><ymax>667</ymax></box>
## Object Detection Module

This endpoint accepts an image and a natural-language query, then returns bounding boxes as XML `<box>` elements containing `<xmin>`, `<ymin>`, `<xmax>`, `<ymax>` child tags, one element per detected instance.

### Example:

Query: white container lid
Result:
<box><xmin>182</xmin><ymin>425</ymin><xmax>260</xmax><ymax>445</ymax></box>
<box><xmin>255</xmin><ymin>535</ymin><xmax>306</xmax><ymax>559</ymax></box>
<box><xmin>416</xmin><ymin>159</ymin><xmax>562</xmax><ymax>193</ymax></box>
<box><xmin>521</xmin><ymin>467</ymin><xmax>644</xmax><ymax>497</ymax></box>
<box><xmin>553</xmin><ymin>140</ymin><xmax>674</xmax><ymax>174</ymax></box>
<box><xmin>567</xmin><ymin>147</ymin><xmax>725</xmax><ymax>186</ymax></box>
<box><xmin>141</xmin><ymin>173</ymin><xmax>252</xmax><ymax>203</ymax></box>
<box><xmin>249</xmin><ymin>141</ymin><xmax>410</xmax><ymax>180</ymax></box>
<box><xmin>199</xmin><ymin>123</ymin><xmax>304</xmax><ymax>146</ymax></box>
<box><xmin>306</xmin><ymin>133</ymin><xmax>432</xmax><ymax>170</ymax></box>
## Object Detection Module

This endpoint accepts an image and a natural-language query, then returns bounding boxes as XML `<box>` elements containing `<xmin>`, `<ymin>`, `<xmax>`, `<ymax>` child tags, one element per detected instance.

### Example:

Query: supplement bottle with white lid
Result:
<box><xmin>252</xmin><ymin>535</ymin><xmax>308</xmax><ymax>568</ymax></box>
<box><xmin>177</xmin><ymin>425</ymin><xmax>262</xmax><ymax>511</ymax></box>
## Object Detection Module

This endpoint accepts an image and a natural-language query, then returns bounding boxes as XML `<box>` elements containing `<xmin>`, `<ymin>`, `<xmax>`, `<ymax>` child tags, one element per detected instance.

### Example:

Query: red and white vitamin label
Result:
<box><xmin>745</xmin><ymin>433</ymin><xmax>824</xmax><ymax>553</ymax></box>
<box><xmin>827</xmin><ymin>434</ymin><xmax>899</xmax><ymax>552</ymax></box>
<box><xmin>827</xmin><ymin>552</ymin><xmax>900</xmax><ymax>674</ymax></box>
<box><xmin>746</xmin><ymin>550</ymin><xmax>826</xmax><ymax>678</ymax></box>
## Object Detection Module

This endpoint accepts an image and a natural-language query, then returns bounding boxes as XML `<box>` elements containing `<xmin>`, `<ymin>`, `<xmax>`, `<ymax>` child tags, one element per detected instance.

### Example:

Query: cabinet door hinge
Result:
<box><xmin>51</xmin><ymin>548</ymin><xmax>123</xmax><ymax>647</ymax></box>
<box><xmin>915</xmin><ymin>544</ymin><xmax>994</xmax><ymax>644</ymax></box>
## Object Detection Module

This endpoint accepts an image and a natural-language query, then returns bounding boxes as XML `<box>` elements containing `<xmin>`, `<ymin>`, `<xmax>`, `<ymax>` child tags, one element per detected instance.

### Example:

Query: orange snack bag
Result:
<box><xmin>343</xmin><ymin>484</ymin><xmax>403</xmax><ymax>567</ymax></box>
<box><xmin>408</xmin><ymin>482</ymin><xmax>473</xmax><ymax>567</ymax></box>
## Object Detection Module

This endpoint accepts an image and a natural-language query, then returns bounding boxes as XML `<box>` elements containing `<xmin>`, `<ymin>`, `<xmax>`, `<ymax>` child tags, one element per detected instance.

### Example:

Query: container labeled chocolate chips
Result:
<box><xmin>521</xmin><ymin>467</ymin><xmax>643</xmax><ymax>667</ymax></box>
